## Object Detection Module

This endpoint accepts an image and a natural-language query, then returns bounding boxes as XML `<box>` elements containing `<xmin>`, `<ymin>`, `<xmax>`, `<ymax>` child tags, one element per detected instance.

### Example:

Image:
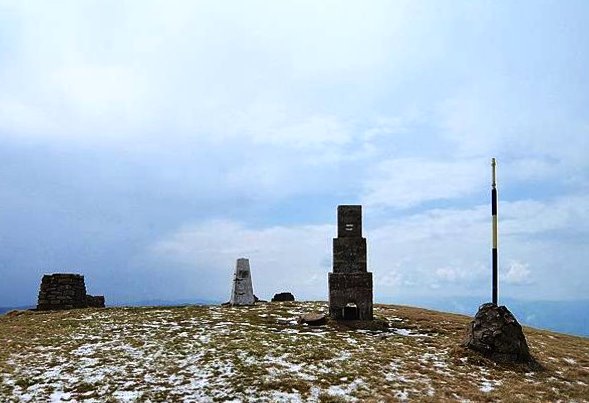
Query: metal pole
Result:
<box><xmin>491</xmin><ymin>158</ymin><xmax>498</xmax><ymax>305</ymax></box>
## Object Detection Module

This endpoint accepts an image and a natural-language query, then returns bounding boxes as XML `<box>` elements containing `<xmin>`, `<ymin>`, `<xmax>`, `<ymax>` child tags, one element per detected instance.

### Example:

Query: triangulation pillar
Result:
<box><xmin>230</xmin><ymin>258</ymin><xmax>255</xmax><ymax>305</ymax></box>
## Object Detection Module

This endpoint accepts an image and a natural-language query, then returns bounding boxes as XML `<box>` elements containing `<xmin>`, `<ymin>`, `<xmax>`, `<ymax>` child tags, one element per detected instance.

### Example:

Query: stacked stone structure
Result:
<box><xmin>37</xmin><ymin>273</ymin><xmax>105</xmax><ymax>310</ymax></box>
<box><xmin>86</xmin><ymin>295</ymin><xmax>106</xmax><ymax>308</ymax></box>
<box><xmin>328</xmin><ymin>205</ymin><xmax>373</xmax><ymax>320</ymax></box>
<box><xmin>230</xmin><ymin>258</ymin><xmax>255</xmax><ymax>305</ymax></box>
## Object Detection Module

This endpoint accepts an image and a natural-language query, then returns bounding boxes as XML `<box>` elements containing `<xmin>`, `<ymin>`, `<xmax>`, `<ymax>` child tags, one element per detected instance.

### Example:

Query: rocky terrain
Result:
<box><xmin>1</xmin><ymin>302</ymin><xmax>588</xmax><ymax>402</ymax></box>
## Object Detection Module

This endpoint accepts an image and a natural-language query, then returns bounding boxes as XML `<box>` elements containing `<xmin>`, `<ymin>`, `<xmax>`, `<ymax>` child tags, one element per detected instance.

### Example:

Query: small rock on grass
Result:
<box><xmin>298</xmin><ymin>313</ymin><xmax>327</xmax><ymax>326</ymax></box>
<box><xmin>271</xmin><ymin>292</ymin><xmax>295</xmax><ymax>302</ymax></box>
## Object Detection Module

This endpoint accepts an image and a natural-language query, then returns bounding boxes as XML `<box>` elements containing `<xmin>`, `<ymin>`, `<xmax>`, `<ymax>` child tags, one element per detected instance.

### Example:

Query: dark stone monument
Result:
<box><xmin>328</xmin><ymin>205</ymin><xmax>373</xmax><ymax>320</ymax></box>
<box><xmin>272</xmin><ymin>292</ymin><xmax>295</xmax><ymax>302</ymax></box>
<box><xmin>463</xmin><ymin>303</ymin><xmax>532</xmax><ymax>363</ymax></box>
<box><xmin>37</xmin><ymin>273</ymin><xmax>105</xmax><ymax>311</ymax></box>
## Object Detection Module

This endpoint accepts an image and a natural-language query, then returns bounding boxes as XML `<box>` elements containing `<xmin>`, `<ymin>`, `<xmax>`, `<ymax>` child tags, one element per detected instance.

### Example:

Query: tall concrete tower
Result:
<box><xmin>328</xmin><ymin>205</ymin><xmax>373</xmax><ymax>320</ymax></box>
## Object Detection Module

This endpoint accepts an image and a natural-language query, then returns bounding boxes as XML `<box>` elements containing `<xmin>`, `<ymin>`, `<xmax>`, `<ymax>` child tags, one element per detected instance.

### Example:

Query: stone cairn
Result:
<box><xmin>272</xmin><ymin>292</ymin><xmax>295</xmax><ymax>302</ymax></box>
<box><xmin>229</xmin><ymin>258</ymin><xmax>255</xmax><ymax>306</ymax></box>
<box><xmin>37</xmin><ymin>273</ymin><xmax>105</xmax><ymax>311</ymax></box>
<box><xmin>463</xmin><ymin>303</ymin><xmax>532</xmax><ymax>363</ymax></box>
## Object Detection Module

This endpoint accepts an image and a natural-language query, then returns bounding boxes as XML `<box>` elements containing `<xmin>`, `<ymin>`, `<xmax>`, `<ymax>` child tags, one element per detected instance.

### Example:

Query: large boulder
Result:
<box><xmin>271</xmin><ymin>292</ymin><xmax>295</xmax><ymax>302</ymax></box>
<box><xmin>463</xmin><ymin>303</ymin><xmax>531</xmax><ymax>363</ymax></box>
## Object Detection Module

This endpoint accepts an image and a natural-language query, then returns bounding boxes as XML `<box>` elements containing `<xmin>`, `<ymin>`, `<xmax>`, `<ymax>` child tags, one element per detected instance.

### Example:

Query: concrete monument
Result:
<box><xmin>230</xmin><ymin>258</ymin><xmax>255</xmax><ymax>305</ymax></box>
<box><xmin>328</xmin><ymin>205</ymin><xmax>373</xmax><ymax>320</ymax></box>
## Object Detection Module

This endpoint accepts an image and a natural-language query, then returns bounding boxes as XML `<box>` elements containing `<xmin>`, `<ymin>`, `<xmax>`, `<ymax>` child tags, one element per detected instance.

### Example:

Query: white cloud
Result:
<box><xmin>150</xmin><ymin>197</ymin><xmax>566</xmax><ymax>301</ymax></box>
<box><xmin>51</xmin><ymin>65</ymin><xmax>145</xmax><ymax>115</ymax></box>
<box><xmin>361</xmin><ymin>114</ymin><xmax>417</xmax><ymax>141</ymax></box>
<box><xmin>503</xmin><ymin>260</ymin><xmax>533</xmax><ymax>285</ymax></box>
<box><xmin>366</xmin><ymin>194</ymin><xmax>589</xmax><ymax>298</ymax></box>
<box><xmin>0</xmin><ymin>99</ymin><xmax>58</xmax><ymax>135</ymax></box>
<box><xmin>253</xmin><ymin>115</ymin><xmax>351</xmax><ymax>148</ymax></box>
<box><xmin>362</xmin><ymin>158</ymin><xmax>486</xmax><ymax>208</ymax></box>
<box><xmin>149</xmin><ymin>193</ymin><xmax>586</xmax><ymax>301</ymax></box>
<box><xmin>436</xmin><ymin>81</ymin><xmax>589</xmax><ymax>178</ymax></box>
<box><xmin>435</xmin><ymin>267</ymin><xmax>472</xmax><ymax>283</ymax></box>
<box><xmin>502</xmin><ymin>195</ymin><xmax>589</xmax><ymax>236</ymax></box>
<box><xmin>0</xmin><ymin>1</ymin><xmax>422</xmax><ymax>145</ymax></box>
<box><xmin>152</xmin><ymin>220</ymin><xmax>334</xmax><ymax>300</ymax></box>
<box><xmin>1</xmin><ymin>0</ymin><xmax>588</xmax><ymax>307</ymax></box>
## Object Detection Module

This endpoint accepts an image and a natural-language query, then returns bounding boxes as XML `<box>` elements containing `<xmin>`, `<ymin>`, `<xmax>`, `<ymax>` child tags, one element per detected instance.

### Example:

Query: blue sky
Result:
<box><xmin>0</xmin><ymin>0</ymin><xmax>588</xmax><ymax>307</ymax></box>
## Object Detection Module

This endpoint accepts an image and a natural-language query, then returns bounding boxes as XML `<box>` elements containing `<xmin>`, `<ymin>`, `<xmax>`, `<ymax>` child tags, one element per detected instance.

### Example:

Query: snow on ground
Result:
<box><xmin>1</xmin><ymin>301</ymin><xmax>586</xmax><ymax>402</ymax></box>
<box><xmin>392</xmin><ymin>328</ymin><xmax>432</xmax><ymax>337</ymax></box>
<box><xmin>478</xmin><ymin>376</ymin><xmax>503</xmax><ymax>393</ymax></box>
<box><xmin>3</xmin><ymin>302</ymin><xmax>356</xmax><ymax>401</ymax></box>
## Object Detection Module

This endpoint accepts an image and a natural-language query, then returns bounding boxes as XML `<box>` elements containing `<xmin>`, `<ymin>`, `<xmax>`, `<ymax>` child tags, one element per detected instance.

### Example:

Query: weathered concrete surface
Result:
<box><xmin>463</xmin><ymin>303</ymin><xmax>532</xmax><ymax>363</ymax></box>
<box><xmin>328</xmin><ymin>272</ymin><xmax>373</xmax><ymax>320</ymax></box>
<box><xmin>328</xmin><ymin>205</ymin><xmax>373</xmax><ymax>321</ymax></box>
<box><xmin>230</xmin><ymin>258</ymin><xmax>255</xmax><ymax>306</ymax></box>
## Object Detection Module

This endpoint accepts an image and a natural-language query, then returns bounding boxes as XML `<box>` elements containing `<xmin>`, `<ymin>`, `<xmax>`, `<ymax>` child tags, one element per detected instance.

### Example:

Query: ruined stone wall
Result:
<box><xmin>37</xmin><ymin>273</ymin><xmax>105</xmax><ymax>310</ymax></box>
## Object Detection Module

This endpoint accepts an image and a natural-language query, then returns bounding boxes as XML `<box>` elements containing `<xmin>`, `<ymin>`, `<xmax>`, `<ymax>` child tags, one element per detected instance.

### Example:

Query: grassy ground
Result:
<box><xmin>0</xmin><ymin>302</ymin><xmax>587</xmax><ymax>402</ymax></box>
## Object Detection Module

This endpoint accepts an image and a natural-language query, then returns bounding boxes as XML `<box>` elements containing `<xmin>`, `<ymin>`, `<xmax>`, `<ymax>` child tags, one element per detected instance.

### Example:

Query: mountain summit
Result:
<box><xmin>1</xmin><ymin>302</ymin><xmax>587</xmax><ymax>401</ymax></box>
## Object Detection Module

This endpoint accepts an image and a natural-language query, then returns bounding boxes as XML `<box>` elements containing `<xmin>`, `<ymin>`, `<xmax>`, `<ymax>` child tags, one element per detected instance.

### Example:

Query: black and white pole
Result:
<box><xmin>491</xmin><ymin>158</ymin><xmax>498</xmax><ymax>305</ymax></box>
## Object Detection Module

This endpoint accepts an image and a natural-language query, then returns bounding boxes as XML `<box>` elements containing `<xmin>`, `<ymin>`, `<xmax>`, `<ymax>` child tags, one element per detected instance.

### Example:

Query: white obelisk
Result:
<box><xmin>230</xmin><ymin>258</ymin><xmax>255</xmax><ymax>305</ymax></box>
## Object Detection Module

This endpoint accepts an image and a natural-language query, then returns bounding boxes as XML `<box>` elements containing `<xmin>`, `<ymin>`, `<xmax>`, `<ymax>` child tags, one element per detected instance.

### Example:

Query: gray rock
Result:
<box><xmin>298</xmin><ymin>313</ymin><xmax>327</xmax><ymax>326</ymax></box>
<box><xmin>463</xmin><ymin>303</ymin><xmax>532</xmax><ymax>363</ymax></box>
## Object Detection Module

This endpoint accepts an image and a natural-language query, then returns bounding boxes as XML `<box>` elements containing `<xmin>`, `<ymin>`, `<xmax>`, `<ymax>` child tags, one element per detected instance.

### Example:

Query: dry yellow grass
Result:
<box><xmin>0</xmin><ymin>302</ymin><xmax>587</xmax><ymax>402</ymax></box>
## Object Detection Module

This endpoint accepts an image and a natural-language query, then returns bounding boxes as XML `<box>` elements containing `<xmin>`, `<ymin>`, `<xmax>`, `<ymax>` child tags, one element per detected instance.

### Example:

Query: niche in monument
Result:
<box><xmin>328</xmin><ymin>205</ymin><xmax>374</xmax><ymax>321</ymax></box>
<box><xmin>344</xmin><ymin>303</ymin><xmax>359</xmax><ymax>320</ymax></box>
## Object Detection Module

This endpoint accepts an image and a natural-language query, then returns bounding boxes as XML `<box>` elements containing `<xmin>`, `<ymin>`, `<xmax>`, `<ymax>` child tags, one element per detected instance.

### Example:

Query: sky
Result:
<box><xmin>0</xmin><ymin>0</ymin><xmax>588</xmax><ymax>307</ymax></box>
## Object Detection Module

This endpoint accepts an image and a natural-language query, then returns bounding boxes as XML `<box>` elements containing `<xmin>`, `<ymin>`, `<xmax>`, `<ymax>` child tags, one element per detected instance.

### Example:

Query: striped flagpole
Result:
<box><xmin>491</xmin><ymin>158</ymin><xmax>498</xmax><ymax>305</ymax></box>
